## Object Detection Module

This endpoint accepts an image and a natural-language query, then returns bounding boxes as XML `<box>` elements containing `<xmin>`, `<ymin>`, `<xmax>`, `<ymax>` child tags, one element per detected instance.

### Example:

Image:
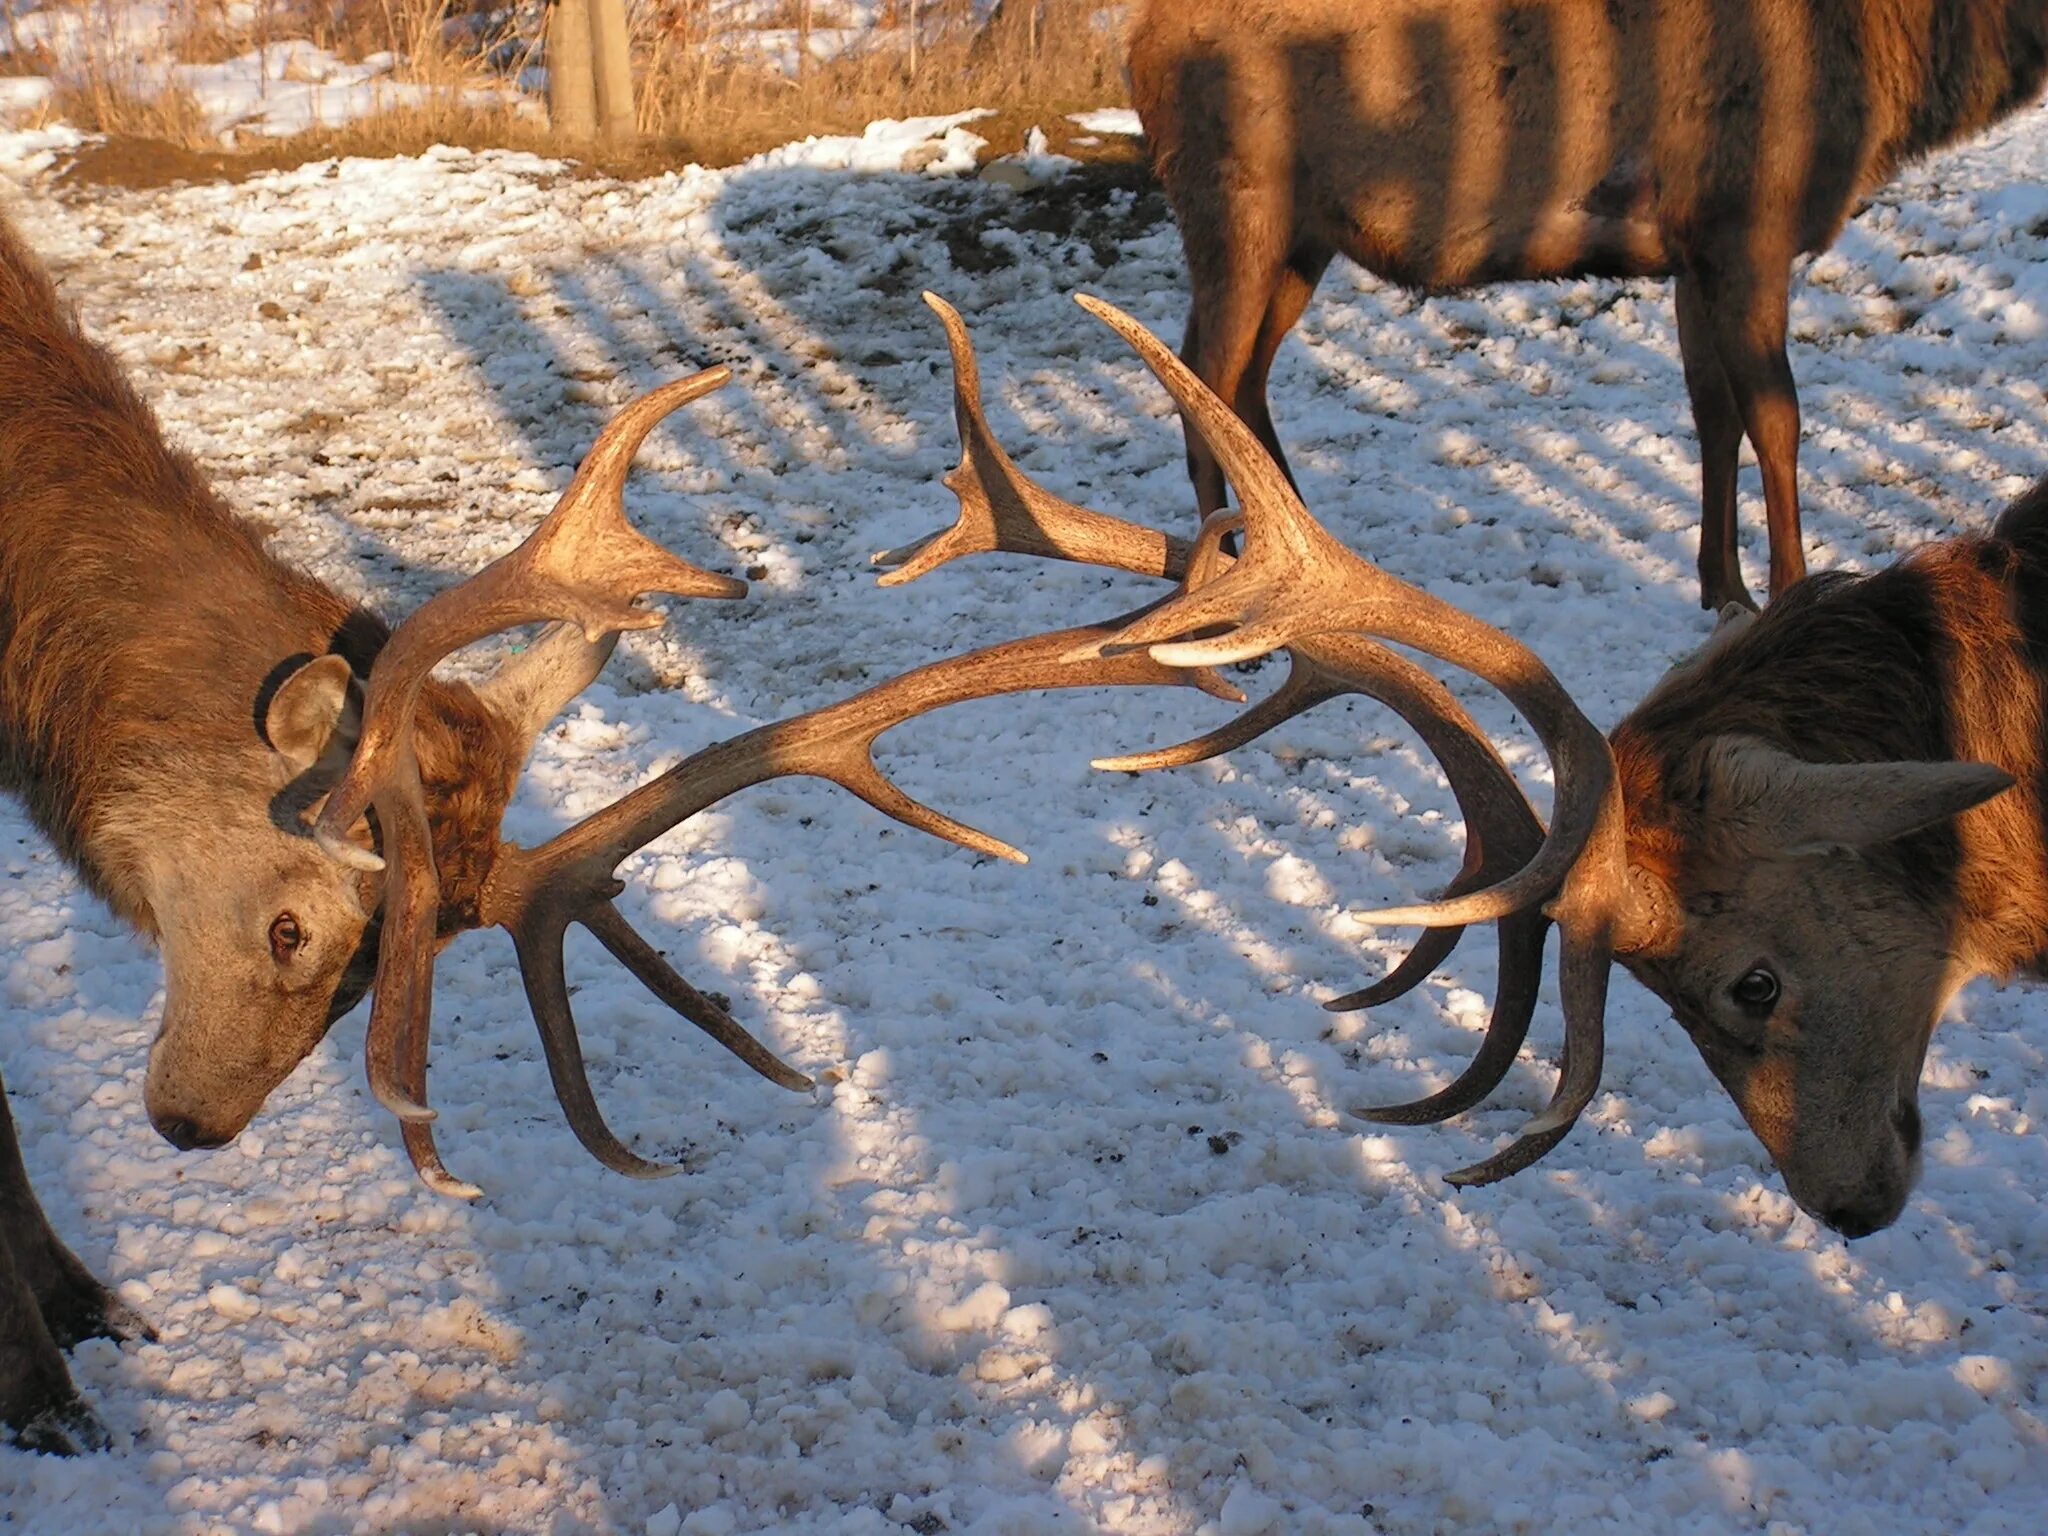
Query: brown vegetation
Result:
<box><xmin>13</xmin><ymin>0</ymin><xmax>1135</xmax><ymax>186</ymax></box>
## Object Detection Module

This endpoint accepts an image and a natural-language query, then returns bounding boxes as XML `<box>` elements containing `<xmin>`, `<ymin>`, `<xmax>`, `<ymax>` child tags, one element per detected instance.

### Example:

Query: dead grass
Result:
<box><xmin>28</xmin><ymin>0</ymin><xmax>1142</xmax><ymax>188</ymax></box>
<box><xmin>49</xmin><ymin>69</ymin><xmax>213</xmax><ymax>144</ymax></box>
<box><xmin>635</xmin><ymin>0</ymin><xmax>1127</xmax><ymax>161</ymax></box>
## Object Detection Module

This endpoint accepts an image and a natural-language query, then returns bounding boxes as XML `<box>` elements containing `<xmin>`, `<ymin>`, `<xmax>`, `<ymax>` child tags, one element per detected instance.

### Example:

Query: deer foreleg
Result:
<box><xmin>0</xmin><ymin>1079</ymin><xmax>111</xmax><ymax>1454</ymax></box>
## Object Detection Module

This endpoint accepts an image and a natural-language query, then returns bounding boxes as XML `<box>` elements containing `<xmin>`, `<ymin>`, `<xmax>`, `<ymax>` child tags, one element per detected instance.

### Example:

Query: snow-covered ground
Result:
<box><xmin>1</xmin><ymin>105</ymin><xmax>2045</xmax><ymax>1535</ymax></box>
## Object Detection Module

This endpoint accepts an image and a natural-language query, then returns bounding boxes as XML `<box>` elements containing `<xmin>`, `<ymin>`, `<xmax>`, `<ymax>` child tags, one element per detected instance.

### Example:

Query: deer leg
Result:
<box><xmin>1181</xmin><ymin>248</ymin><xmax>1287</xmax><ymax>519</ymax></box>
<box><xmin>1691</xmin><ymin>260</ymin><xmax>1807</xmax><ymax>601</ymax></box>
<box><xmin>0</xmin><ymin>1078</ymin><xmax>109</xmax><ymax>1455</ymax></box>
<box><xmin>1232</xmin><ymin>252</ymin><xmax>1331</xmax><ymax>496</ymax></box>
<box><xmin>1674</xmin><ymin>270</ymin><xmax>1752</xmax><ymax>611</ymax></box>
<box><xmin>0</xmin><ymin>1082</ymin><xmax>149</xmax><ymax>1352</ymax></box>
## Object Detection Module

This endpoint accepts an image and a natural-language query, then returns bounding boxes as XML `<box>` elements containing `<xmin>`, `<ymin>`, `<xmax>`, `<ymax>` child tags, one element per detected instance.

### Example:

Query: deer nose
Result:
<box><xmin>151</xmin><ymin>1113</ymin><xmax>232</xmax><ymax>1152</ymax></box>
<box><xmin>1818</xmin><ymin>1203</ymin><xmax>1884</xmax><ymax>1240</ymax></box>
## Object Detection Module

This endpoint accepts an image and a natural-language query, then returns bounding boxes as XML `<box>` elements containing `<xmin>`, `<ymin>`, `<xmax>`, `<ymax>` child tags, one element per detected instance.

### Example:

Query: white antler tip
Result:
<box><xmin>420</xmin><ymin>1170</ymin><xmax>484</xmax><ymax>1200</ymax></box>
<box><xmin>1518</xmin><ymin>1107</ymin><xmax>1575</xmax><ymax>1139</ymax></box>
<box><xmin>316</xmin><ymin>827</ymin><xmax>385</xmax><ymax>874</ymax></box>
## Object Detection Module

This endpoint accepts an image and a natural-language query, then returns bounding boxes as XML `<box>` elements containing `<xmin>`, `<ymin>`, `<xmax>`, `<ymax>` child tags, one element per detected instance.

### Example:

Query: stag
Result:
<box><xmin>1128</xmin><ymin>0</ymin><xmax>2048</xmax><ymax>609</ymax></box>
<box><xmin>877</xmin><ymin>290</ymin><xmax>2032</xmax><ymax>1241</ymax></box>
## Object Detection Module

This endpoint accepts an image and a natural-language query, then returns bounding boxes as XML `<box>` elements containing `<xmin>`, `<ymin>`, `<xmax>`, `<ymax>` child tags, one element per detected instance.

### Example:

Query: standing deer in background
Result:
<box><xmin>878</xmin><ymin>290</ymin><xmax>2037</xmax><ymax>1241</ymax></box>
<box><xmin>1128</xmin><ymin>0</ymin><xmax>2048</xmax><ymax>609</ymax></box>
<box><xmin>0</xmin><ymin>213</ymin><xmax>1257</xmax><ymax>1454</ymax></box>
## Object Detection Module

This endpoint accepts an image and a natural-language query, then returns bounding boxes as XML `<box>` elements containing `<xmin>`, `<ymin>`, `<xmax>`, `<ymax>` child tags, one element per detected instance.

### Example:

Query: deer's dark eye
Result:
<box><xmin>1730</xmin><ymin>966</ymin><xmax>1779</xmax><ymax>1016</ymax></box>
<box><xmin>269</xmin><ymin>914</ymin><xmax>304</xmax><ymax>964</ymax></box>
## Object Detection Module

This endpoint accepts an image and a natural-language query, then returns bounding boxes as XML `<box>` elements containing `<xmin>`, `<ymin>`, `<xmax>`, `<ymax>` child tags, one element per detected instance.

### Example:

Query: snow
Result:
<box><xmin>747</xmin><ymin>110</ymin><xmax>994</xmax><ymax>177</ymax></box>
<box><xmin>0</xmin><ymin>104</ymin><xmax>2045</xmax><ymax>1534</ymax></box>
<box><xmin>1067</xmin><ymin>108</ymin><xmax>1143</xmax><ymax>137</ymax></box>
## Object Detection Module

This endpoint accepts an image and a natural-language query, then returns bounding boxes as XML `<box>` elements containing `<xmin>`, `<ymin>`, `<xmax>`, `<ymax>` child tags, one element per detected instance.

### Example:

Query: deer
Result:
<box><xmin>0</xmin><ymin>211</ymin><xmax>1298</xmax><ymax>1455</ymax></box>
<box><xmin>1126</xmin><ymin>0</ymin><xmax>2048</xmax><ymax>610</ymax></box>
<box><xmin>874</xmin><ymin>289</ymin><xmax>2040</xmax><ymax>1244</ymax></box>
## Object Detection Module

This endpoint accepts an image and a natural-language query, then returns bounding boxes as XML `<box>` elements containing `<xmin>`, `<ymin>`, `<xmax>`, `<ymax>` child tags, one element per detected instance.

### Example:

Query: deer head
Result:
<box><xmin>877</xmin><ymin>292</ymin><xmax>2016</xmax><ymax>1236</ymax></box>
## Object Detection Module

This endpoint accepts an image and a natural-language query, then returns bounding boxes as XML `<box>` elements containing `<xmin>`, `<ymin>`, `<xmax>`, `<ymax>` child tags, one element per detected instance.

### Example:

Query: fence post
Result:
<box><xmin>589</xmin><ymin>0</ymin><xmax>639</xmax><ymax>145</ymax></box>
<box><xmin>548</xmin><ymin>0</ymin><xmax>598</xmax><ymax>142</ymax></box>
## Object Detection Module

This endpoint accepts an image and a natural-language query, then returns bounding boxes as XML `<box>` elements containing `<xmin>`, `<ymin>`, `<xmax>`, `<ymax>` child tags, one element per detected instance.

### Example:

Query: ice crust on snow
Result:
<box><xmin>0</xmin><ymin>105</ymin><xmax>2044</xmax><ymax>1534</ymax></box>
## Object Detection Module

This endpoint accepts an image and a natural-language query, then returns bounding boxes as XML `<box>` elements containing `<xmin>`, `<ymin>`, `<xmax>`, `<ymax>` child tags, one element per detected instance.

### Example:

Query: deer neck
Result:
<box><xmin>411</xmin><ymin>680</ymin><xmax>524</xmax><ymax>939</ymax></box>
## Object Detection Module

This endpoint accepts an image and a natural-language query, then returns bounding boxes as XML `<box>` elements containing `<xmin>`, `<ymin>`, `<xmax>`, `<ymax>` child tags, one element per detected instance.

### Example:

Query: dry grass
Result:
<box><xmin>19</xmin><ymin>0</ymin><xmax>1140</xmax><ymax>186</ymax></box>
<box><xmin>636</xmin><ymin>0</ymin><xmax>1128</xmax><ymax>163</ymax></box>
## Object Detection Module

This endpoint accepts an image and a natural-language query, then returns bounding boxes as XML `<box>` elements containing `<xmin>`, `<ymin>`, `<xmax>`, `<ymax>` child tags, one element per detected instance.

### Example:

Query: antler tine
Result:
<box><xmin>581</xmin><ymin>902</ymin><xmax>813</xmax><ymax>1092</ymax></box>
<box><xmin>872</xmin><ymin>293</ymin><xmax>1194</xmax><ymax>586</ymax></box>
<box><xmin>511</xmin><ymin>914</ymin><xmax>682</xmax><ymax>1178</ymax></box>
<box><xmin>357</xmin><ymin>747</ymin><xmax>437</xmax><ymax>1124</ymax></box>
<box><xmin>1349</xmin><ymin>910</ymin><xmax>1546</xmax><ymax>1124</ymax></box>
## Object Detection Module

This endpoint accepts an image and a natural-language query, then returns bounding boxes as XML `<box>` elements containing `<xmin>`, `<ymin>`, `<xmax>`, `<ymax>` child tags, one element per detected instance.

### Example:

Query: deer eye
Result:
<box><xmin>1730</xmin><ymin>966</ymin><xmax>1779</xmax><ymax>1016</ymax></box>
<box><xmin>269</xmin><ymin>914</ymin><xmax>304</xmax><ymax>964</ymax></box>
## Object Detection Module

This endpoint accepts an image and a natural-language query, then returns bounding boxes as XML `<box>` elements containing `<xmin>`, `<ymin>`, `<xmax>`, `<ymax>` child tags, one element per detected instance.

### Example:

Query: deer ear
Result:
<box><xmin>266</xmin><ymin>655</ymin><xmax>363</xmax><ymax>773</ymax></box>
<box><xmin>1700</xmin><ymin>737</ymin><xmax>2015</xmax><ymax>855</ymax></box>
<box><xmin>473</xmin><ymin>621</ymin><xmax>620</xmax><ymax>759</ymax></box>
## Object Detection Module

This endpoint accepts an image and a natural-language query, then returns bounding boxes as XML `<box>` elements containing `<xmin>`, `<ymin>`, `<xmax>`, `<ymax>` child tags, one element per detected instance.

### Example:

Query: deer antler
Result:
<box><xmin>876</xmin><ymin>295</ymin><xmax>1557</xmax><ymax>1152</ymax></box>
<box><xmin>1052</xmin><ymin>293</ymin><xmax>1660</xmax><ymax>1183</ymax></box>
<box><xmin>317</xmin><ymin>362</ymin><xmax>1240</xmax><ymax>1191</ymax></box>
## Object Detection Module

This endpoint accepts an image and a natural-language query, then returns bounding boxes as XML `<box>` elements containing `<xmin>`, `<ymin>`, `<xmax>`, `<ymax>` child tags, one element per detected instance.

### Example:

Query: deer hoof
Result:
<box><xmin>4</xmin><ymin>1392</ymin><xmax>111</xmax><ymax>1456</ymax></box>
<box><xmin>40</xmin><ymin>1281</ymin><xmax>156</xmax><ymax>1351</ymax></box>
<box><xmin>1699</xmin><ymin>580</ymin><xmax>1759</xmax><ymax>614</ymax></box>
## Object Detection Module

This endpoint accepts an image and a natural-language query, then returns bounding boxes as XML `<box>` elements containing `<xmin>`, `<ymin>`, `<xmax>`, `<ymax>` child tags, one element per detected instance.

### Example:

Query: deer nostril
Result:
<box><xmin>153</xmin><ymin>1115</ymin><xmax>231</xmax><ymax>1152</ymax></box>
<box><xmin>1894</xmin><ymin>1099</ymin><xmax>1923</xmax><ymax>1158</ymax></box>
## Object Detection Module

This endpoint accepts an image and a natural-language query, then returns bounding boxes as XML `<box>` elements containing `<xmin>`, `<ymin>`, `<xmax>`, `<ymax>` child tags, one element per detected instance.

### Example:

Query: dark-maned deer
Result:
<box><xmin>878</xmin><ymin>291</ymin><xmax>2038</xmax><ymax>1243</ymax></box>
<box><xmin>1127</xmin><ymin>0</ymin><xmax>2048</xmax><ymax>609</ymax></box>
<box><xmin>0</xmin><ymin>214</ymin><xmax>1261</xmax><ymax>1454</ymax></box>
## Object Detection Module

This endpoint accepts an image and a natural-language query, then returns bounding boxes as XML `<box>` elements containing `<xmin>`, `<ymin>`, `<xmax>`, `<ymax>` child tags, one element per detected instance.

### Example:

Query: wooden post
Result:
<box><xmin>548</xmin><ymin>0</ymin><xmax>598</xmax><ymax>143</ymax></box>
<box><xmin>589</xmin><ymin>0</ymin><xmax>639</xmax><ymax>146</ymax></box>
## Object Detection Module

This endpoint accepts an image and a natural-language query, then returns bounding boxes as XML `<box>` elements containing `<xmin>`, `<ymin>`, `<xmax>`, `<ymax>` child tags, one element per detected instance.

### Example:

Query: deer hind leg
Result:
<box><xmin>1689</xmin><ymin>257</ymin><xmax>1807</xmax><ymax>602</ymax></box>
<box><xmin>0</xmin><ymin>1079</ymin><xmax>112</xmax><ymax>1454</ymax></box>
<box><xmin>1180</xmin><ymin>235</ymin><xmax>1294</xmax><ymax>519</ymax></box>
<box><xmin>1233</xmin><ymin>250</ymin><xmax>1333</xmax><ymax>494</ymax></box>
<box><xmin>1675</xmin><ymin>269</ymin><xmax>1754</xmax><ymax>611</ymax></box>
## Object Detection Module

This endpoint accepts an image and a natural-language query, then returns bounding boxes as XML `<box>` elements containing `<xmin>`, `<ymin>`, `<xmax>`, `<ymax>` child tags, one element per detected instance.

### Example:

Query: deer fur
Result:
<box><xmin>0</xmin><ymin>212</ymin><xmax>529</xmax><ymax>1452</ymax></box>
<box><xmin>1606</xmin><ymin>485</ymin><xmax>2048</xmax><ymax>1233</ymax></box>
<box><xmin>1128</xmin><ymin>0</ymin><xmax>2048</xmax><ymax>608</ymax></box>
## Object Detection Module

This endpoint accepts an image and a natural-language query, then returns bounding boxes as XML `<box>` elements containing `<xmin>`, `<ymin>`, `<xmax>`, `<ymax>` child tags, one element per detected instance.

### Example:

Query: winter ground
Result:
<box><xmin>0</xmin><ymin>105</ymin><xmax>2045</xmax><ymax>1536</ymax></box>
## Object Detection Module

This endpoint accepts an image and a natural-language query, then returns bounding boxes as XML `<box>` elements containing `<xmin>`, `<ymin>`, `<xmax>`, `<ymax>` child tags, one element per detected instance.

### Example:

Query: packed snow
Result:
<box><xmin>0</xmin><ymin>103</ymin><xmax>2045</xmax><ymax>1535</ymax></box>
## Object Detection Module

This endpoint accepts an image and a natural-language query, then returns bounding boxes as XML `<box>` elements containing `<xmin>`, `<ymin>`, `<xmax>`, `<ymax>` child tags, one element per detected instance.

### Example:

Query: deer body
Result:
<box><xmin>0</xmin><ymin>217</ymin><xmax>525</xmax><ymax>1450</ymax></box>
<box><xmin>1129</xmin><ymin>0</ymin><xmax>2048</xmax><ymax>607</ymax></box>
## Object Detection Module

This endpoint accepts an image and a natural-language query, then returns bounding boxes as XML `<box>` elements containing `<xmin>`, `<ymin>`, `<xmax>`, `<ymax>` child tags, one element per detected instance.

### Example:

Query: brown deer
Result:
<box><xmin>878</xmin><ymin>290</ymin><xmax>2038</xmax><ymax>1242</ymax></box>
<box><xmin>0</xmin><ymin>214</ymin><xmax>1270</xmax><ymax>1453</ymax></box>
<box><xmin>1127</xmin><ymin>0</ymin><xmax>2048</xmax><ymax>609</ymax></box>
